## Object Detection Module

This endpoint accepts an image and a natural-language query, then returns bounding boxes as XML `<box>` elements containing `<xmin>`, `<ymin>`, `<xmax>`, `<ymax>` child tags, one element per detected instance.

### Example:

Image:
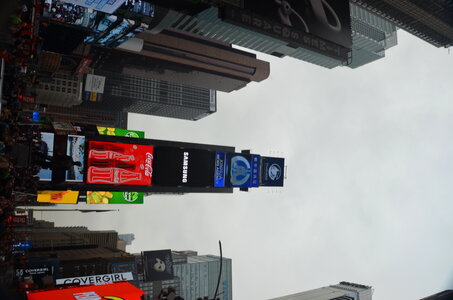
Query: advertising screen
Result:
<box><xmin>66</xmin><ymin>135</ymin><xmax>85</xmax><ymax>182</ymax></box>
<box><xmin>27</xmin><ymin>282</ymin><xmax>144</xmax><ymax>300</ymax></box>
<box><xmin>97</xmin><ymin>126</ymin><xmax>144</xmax><ymax>138</ymax></box>
<box><xmin>142</xmin><ymin>250</ymin><xmax>174</xmax><ymax>282</ymax></box>
<box><xmin>226</xmin><ymin>153</ymin><xmax>260</xmax><ymax>188</ymax></box>
<box><xmin>59</xmin><ymin>0</ymin><xmax>127</xmax><ymax>14</ymax></box>
<box><xmin>261</xmin><ymin>157</ymin><xmax>285</xmax><ymax>186</ymax></box>
<box><xmin>152</xmin><ymin>147</ymin><xmax>216</xmax><ymax>187</ymax></box>
<box><xmin>222</xmin><ymin>0</ymin><xmax>351</xmax><ymax>60</ymax></box>
<box><xmin>37</xmin><ymin>132</ymin><xmax>55</xmax><ymax>181</ymax></box>
<box><xmin>86</xmin><ymin>191</ymin><xmax>144</xmax><ymax>204</ymax></box>
<box><xmin>87</xmin><ymin>141</ymin><xmax>153</xmax><ymax>185</ymax></box>
<box><xmin>214</xmin><ymin>152</ymin><xmax>227</xmax><ymax>187</ymax></box>
<box><xmin>43</xmin><ymin>0</ymin><xmax>97</xmax><ymax>28</ymax></box>
<box><xmin>37</xmin><ymin>190</ymin><xmax>80</xmax><ymax>204</ymax></box>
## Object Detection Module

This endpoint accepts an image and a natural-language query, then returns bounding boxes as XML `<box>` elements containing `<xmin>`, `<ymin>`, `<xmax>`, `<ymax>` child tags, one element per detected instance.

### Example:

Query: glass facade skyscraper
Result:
<box><xmin>81</xmin><ymin>70</ymin><xmax>217</xmax><ymax>121</ymax></box>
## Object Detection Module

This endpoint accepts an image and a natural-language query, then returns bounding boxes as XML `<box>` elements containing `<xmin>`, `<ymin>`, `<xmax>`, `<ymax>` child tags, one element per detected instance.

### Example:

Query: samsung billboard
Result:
<box><xmin>221</xmin><ymin>0</ymin><xmax>351</xmax><ymax>61</ymax></box>
<box><xmin>153</xmin><ymin>147</ymin><xmax>216</xmax><ymax>187</ymax></box>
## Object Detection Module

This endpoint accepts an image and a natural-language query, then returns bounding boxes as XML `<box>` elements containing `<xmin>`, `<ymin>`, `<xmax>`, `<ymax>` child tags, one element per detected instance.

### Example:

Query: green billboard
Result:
<box><xmin>87</xmin><ymin>191</ymin><xmax>144</xmax><ymax>204</ymax></box>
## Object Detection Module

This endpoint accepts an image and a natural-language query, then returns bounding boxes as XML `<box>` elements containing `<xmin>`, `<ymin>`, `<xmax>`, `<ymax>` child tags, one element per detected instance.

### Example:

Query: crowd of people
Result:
<box><xmin>0</xmin><ymin>0</ymin><xmax>42</xmax><ymax>272</ymax></box>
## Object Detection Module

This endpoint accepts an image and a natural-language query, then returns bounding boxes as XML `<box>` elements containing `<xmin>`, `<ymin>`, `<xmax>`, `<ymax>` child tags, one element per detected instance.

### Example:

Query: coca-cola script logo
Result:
<box><xmin>145</xmin><ymin>153</ymin><xmax>153</xmax><ymax>177</ymax></box>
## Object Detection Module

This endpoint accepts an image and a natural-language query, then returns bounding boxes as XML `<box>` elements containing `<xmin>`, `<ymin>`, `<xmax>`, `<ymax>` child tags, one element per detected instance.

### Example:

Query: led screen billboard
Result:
<box><xmin>87</xmin><ymin>141</ymin><xmax>153</xmax><ymax>185</ymax></box>
<box><xmin>37</xmin><ymin>132</ymin><xmax>55</xmax><ymax>181</ymax></box>
<box><xmin>86</xmin><ymin>191</ymin><xmax>144</xmax><ymax>204</ymax></box>
<box><xmin>152</xmin><ymin>147</ymin><xmax>216</xmax><ymax>187</ymax></box>
<box><xmin>97</xmin><ymin>126</ymin><xmax>144</xmax><ymax>138</ymax></box>
<box><xmin>221</xmin><ymin>0</ymin><xmax>351</xmax><ymax>60</ymax></box>
<box><xmin>66</xmin><ymin>135</ymin><xmax>85</xmax><ymax>182</ymax></box>
<box><xmin>261</xmin><ymin>157</ymin><xmax>285</xmax><ymax>186</ymax></box>
<box><xmin>142</xmin><ymin>250</ymin><xmax>174</xmax><ymax>282</ymax></box>
<box><xmin>59</xmin><ymin>0</ymin><xmax>126</xmax><ymax>14</ymax></box>
<box><xmin>226</xmin><ymin>153</ymin><xmax>260</xmax><ymax>188</ymax></box>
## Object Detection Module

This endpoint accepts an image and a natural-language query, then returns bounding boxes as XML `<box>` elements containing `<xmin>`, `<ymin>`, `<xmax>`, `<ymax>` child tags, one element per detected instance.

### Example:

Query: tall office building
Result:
<box><xmin>137</xmin><ymin>250</ymin><xmax>231</xmax><ymax>300</ymax></box>
<box><xmin>350</xmin><ymin>0</ymin><xmax>453</xmax><ymax>48</ymax></box>
<box><xmin>81</xmin><ymin>69</ymin><xmax>217</xmax><ymax>121</ymax></box>
<box><xmin>149</xmin><ymin>2</ymin><xmax>397</xmax><ymax>69</ymax></box>
<box><xmin>268</xmin><ymin>282</ymin><xmax>373</xmax><ymax>300</ymax></box>
<box><xmin>173</xmin><ymin>254</ymin><xmax>232</xmax><ymax>300</ymax></box>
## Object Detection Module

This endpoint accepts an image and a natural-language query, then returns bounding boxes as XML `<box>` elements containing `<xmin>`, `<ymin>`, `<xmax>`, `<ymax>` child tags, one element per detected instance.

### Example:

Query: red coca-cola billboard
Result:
<box><xmin>87</xmin><ymin>141</ymin><xmax>154</xmax><ymax>186</ymax></box>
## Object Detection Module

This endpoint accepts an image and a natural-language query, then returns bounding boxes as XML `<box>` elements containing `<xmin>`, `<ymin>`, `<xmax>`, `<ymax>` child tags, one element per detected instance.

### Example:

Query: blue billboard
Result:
<box><xmin>261</xmin><ymin>157</ymin><xmax>285</xmax><ymax>186</ymax></box>
<box><xmin>214</xmin><ymin>152</ymin><xmax>227</xmax><ymax>187</ymax></box>
<box><xmin>223</xmin><ymin>153</ymin><xmax>260</xmax><ymax>188</ymax></box>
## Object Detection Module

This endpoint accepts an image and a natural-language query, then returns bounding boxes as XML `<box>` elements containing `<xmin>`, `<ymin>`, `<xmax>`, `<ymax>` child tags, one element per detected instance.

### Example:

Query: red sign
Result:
<box><xmin>87</xmin><ymin>141</ymin><xmax>153</xmax><ymax>186</ymax></box>
<box><xmin>75</xmin><ymin>57</ymin><xmax>92</xmax><ymax>75</ymax></box>
<box><xmin>27</xmin><ymin>282</ymin><xmax>144</xmax><ymax>300</ymax></box>
<box><xmin>8</xmin><ymin>215</ymin><xmax>27</xmax><ymax>226</ymax></box>
<box><xmin>19</xmin><ymin>95</ymin><xmax>36</xmax><ymax>104</ymax></box>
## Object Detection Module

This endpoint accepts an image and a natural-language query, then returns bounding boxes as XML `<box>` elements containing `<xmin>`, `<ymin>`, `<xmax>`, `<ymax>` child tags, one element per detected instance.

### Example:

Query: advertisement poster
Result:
<box><xmin>87</xmin><ymin>141</ymin><xmax>154</xmax><ymax>185</ymax></box>
<box><xmin>27</xmin><ymin>282</ymin><xmax>144</xmax><ymax>300</ymax></box>
<box><xmin>43</xmin><ymin>0</ymin><xmax>97</xmax><ymax>28</ymax></box>
<box><xmin>222</xmin><ymin>0</ymin><xmax>351</xmax><ymax>60</ymax></box>
<box><xmin>261</xmin><ymin>157</ymin><xmax>285</xmax><ymax>186</ymax></box>
<box><xmin>152</xmin><ymin>147</ymin><xmax>216</xmax><ymax>187</ymax></box>
<box><xmin>242</xmin><ymin>0</ymin><xmax>352</xmax><ymax>48</ymax></box>
<box><xmin>226</xmin><ymin>153</ymin><xmax>260</xmax><ymax>188</ymax></box>
<box><xmin>214</xmin><ymin>152</ymin><xmax>227</xmax><ymax>187</ymax></box>
<box><xmin>66</xmin><ymin>135</ymin><xmax>85</xmax><ymax>182</ymax></box>
<box><xmin>97</xmin><ymin>126</ymin><xmax>144</xmax><ymax>138</ymax></box>
<box><xmin>56</xmin><ymin>272</ymin><xmax>133</xmax><ymax>285</ymax></box>
<box><xmin>37</xmin><ymin>132</ymin><xmax>55</xmax><ymax>181</ymax></box>
<box><xmin>60</xmin><ymin>0</ymin><xmax>127</xmax><ymax>14</ymax></box>
<box><xmin>142</xmin><ymin>250</ymin><xmax>174</xmax><ymax>281</ymax></box>
<box><xmin>86</xmin><ymin>191</ymin><xmax>144</xmax><ymax>204</ymax></box>
<box><xmin>37</xmin><ymin>190</ymin><xmax>79</xmax><ymax>204</ymax></box>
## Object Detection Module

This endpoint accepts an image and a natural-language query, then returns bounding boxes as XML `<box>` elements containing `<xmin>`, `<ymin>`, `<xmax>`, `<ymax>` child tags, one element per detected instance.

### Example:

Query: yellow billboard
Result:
<box><xmin>37</xmin><ymin>190</ymin><xmax>79</xmax><ymax>204</ymax></box>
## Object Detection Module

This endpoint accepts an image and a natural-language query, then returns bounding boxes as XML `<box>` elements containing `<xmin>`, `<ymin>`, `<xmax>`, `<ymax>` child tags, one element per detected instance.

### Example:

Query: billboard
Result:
<box><xmin>261</xmin><ymin>157</ymin><xmax>285</xmax><ymax>186</ymax></box>
<box><xmin>97</xmin><ymin>126</ymin><xmax>144</xmax><ymax>138</ymax></box>
<box><xmin>8</xmin><ymin>215</ymin><xmax>28</xmax><ymax>226</ymax></box>
<box><xmin>26</xmin><ymin>282</ymin><xmax>144</xmax><ymax>300</ymax></box>
<box><xmin>55</xmin><ymin>272</ymin><xmax>133</xmax><ymax>285</ymax></box>
<box><xmin>221</xmin><ymin>0</ymin><xmax>351</xmax><ymax>60</ymax></box>
<box><xmin>226</xmin><ymin>153</ymin><xmax>260</xmax><ymax>188</ymax></box>
<box><xmin>43</xmin><ymin>0</ymin><xmax>98</xmax><ymax>27</ymax></box>
<box><xmin>66</xmin><ymin>135</ymin><xmax>85</xmax><ymax>182</ymax></box>
<box><xmin>86</xmin><ymin>191</ymin><xmax>144</xmax><ymax>204</ymax></box>
<box><xmin>59</xmin><ymin>0</ymin><xmax>127</xmax><ymax>14</ymax></box>
<box><xmin>37</xmin><ymin>190</ymin><xmax>79</xmax><ymax>204</ymax></box>
<box><xmin>152</xmin><ymin>147</ymin><xmax>216</xmax><ymax>187</ymax></box>
<box><xmin>142</xmin><ymin>250</ymin><xmax>174</xmax><ymax>281</ymax></box>
<box><xmin>37</xmin><ymin>132</ymin><xmax>55</xmax><ymax>181</ymax></box>
<box><xmin>214</xmin><ymin>152</ymin><xmax>227</xmax><ymax>187</ymax></box>
<box><xmin>87</xmin><ymin>141</ymin><xmax>154</xmax><ymax>185</ymax></box>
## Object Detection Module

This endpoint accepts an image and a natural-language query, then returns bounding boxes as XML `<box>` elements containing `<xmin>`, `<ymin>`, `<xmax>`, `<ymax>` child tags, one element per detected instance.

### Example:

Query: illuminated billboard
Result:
<box><xmin>87</xmin><ymin>141</ymin><xmax>153</xmax><ymax>185</ymax></box>
<box><xmin>261</xmin><ymin>157</ymin><xmax>285</xmax><ymax>186</ymax></box>
<box><xmin>26</xmin><ymin>282</ymin><xmax>144</xmax><ymax>300</ymax></box>
<box><xmin>221</xmin><ymin>0</ymin><xmax>351</xmax><ymax>60</ymax></box>
<box><xmin>37</xmin><ymin>190</ymin><xmax>80</xmax><ymax>204</ymax></box>
<box><xmin>226</xmin><ymin>153</ymin><xmax>260</xmax><ymax>188</ymax></box>
<box><xmin>86</xmin><ymin>191</ymin><xmax>144</xmax><ymax>204</ymax></box>
<box><xmin>66</xmin><ymin>135</ymin><xmax>85</xmax><ymax>182</ymax></box>
<box><xmin>152</xmin><ymin>147</ymin><xmax>216</xmax><ymax>187</ymax></box>
<box><xmin>37</xmin><ymin>132</ymin><xmax>55</xmax><ymax>181</ymax></box>
<box><xmin>142</xmin><ymin>250</ymin><xmax>174</xmax><ymax>282</ymax></box>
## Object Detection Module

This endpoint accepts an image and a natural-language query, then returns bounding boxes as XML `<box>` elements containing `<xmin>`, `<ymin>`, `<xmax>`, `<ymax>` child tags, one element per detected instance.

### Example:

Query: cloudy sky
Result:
<box><xmin>37</xmin><ymin>30</ymin><xmax>453</xmax><ymax>299</ymax></box>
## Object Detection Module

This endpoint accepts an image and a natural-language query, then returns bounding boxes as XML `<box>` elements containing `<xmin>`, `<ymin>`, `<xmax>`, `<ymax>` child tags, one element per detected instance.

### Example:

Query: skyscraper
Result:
<box><xmin>80</xmin><ymin>69</ymin><xmax>217</xmax><ymax>121</ymax></box>
<box><xmin>267</xmin><ymin>282</ymin><xmax>373</xmax><ymax>300</ymax></box>
<box><xmin>350</xmin><ymin>0</ymin><xmax>453</xmax><ymax>48</ymax></box>
<box><xmin>173</xmin><ymin>254</ymin><xmax>232</xmax><ymax>300</ymax></box>
<box><xmin>149</xmin><ymin>2</ymin><xmax>397</xmax><ymax>69</ymax></box>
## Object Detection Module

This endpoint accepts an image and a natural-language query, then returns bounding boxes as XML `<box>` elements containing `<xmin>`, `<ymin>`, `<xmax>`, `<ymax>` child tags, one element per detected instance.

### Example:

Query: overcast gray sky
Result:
<box><xmin>37</xmin><ymin>30</ymin><xmax>453</xmax><ymax>299</ymax></box>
